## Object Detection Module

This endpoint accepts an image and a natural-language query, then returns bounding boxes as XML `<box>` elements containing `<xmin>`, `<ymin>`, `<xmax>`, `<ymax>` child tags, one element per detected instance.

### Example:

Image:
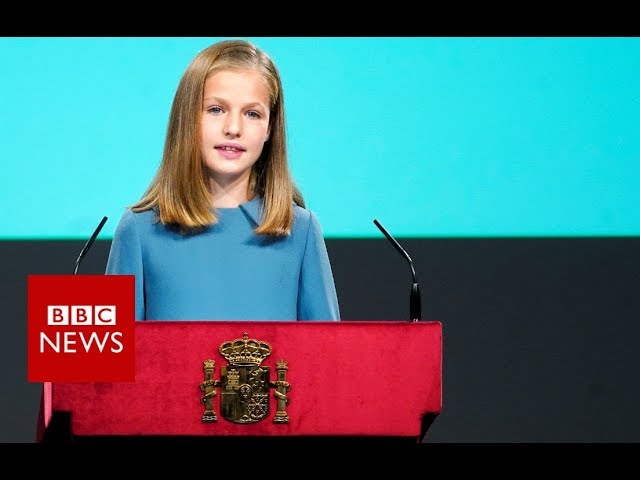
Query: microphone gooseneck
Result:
<box><xmin>373</xmin><ymin>219</ymin><xmax>421</xmax><ymax>322</ymax></box>
<box><xmin>74</xmin><ymin>216</ymin><xmax>108</xmax><ymax>275</ymax></box>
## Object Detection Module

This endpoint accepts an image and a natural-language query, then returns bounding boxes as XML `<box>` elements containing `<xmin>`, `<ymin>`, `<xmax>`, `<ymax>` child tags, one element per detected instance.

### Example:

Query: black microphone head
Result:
<box><xmin>74</xmin><ymin>216</ymin><xmax>108</xmax><ymax>275</ymax></box>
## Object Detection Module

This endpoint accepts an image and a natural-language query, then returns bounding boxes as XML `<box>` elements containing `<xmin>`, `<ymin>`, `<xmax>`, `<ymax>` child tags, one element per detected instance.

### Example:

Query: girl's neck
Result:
<box><xmin>209</xmin><ymin>174</ymin><xmax>252</xmax><ymax>208</ymax></box>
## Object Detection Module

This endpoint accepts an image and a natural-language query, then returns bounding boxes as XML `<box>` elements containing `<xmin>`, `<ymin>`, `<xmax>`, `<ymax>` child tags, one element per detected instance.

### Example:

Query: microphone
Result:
<box><xmin>73</xmin><ymin>216</ymin><xmax>108</xmax><ymax>275</ymax></box>
<box><xmin>373</xmin><ymin>219</ymin><xmax>421</xmax><ymax>322</ymax></box>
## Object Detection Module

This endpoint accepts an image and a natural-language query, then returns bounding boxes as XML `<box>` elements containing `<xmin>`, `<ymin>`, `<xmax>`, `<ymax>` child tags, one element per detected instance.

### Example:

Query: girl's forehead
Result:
<box><xmin>204</xmin><ymin>69</ymin><xmax>273</xmax><ymax>102</ymax></box>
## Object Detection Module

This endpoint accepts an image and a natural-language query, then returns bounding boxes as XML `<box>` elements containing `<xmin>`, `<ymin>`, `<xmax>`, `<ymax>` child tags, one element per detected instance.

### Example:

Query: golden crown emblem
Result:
<box><xmin>219</xmin><ymin>332</ymin><xmax>272</xmax><ymax>365</ymax></box>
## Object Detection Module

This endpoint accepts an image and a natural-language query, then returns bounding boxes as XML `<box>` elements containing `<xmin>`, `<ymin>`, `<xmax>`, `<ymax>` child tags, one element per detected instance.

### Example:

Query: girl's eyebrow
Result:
<box><xmin>203</xmin><ymin>96</ymin><xmax>266</xmax><ymax>110</ymax></box>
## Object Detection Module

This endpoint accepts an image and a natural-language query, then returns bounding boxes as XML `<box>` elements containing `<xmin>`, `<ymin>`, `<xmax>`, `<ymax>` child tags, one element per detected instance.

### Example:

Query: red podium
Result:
<box><xmin>38</xmin><ymin>321</ymin><xmax>442</xmax><ymax>445</ymax></box>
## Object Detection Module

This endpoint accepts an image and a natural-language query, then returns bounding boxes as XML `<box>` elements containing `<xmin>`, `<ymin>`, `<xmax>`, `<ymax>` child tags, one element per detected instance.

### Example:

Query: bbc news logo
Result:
<box><xmin>28</xmin><ymin>275</ymin><xmax>135</xmax><ymax>382</ymax></box>
<box><xmin>48</xmin><ymin>306</ymin><xmax>117</xmax><ymax>326</ymax></box>
<box><xmin>41</xmin><ymin>306</ymin><xmax>123</xmax><ymax>354</ymax></box>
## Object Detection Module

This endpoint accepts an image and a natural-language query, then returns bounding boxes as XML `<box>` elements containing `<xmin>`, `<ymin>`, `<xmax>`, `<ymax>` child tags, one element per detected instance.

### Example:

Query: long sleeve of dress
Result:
<box><xmin>105</xmin><ymin>210</ymin><xmax>145</xmax><ymax>321</ymax></box>
<box><xmin>297</xmin><ymin>211</ymin><xmax>340</xmax><ymax>321</ymax></box>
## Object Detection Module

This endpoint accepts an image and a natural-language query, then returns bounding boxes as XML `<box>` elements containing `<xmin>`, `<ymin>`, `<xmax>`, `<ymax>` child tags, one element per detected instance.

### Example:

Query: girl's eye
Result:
<box><xmin>208</xmin><ymin>106</ymin><xmax>223</xmax><ymax>114</ymax></box>
<box><xmin>246</xmin><ymin>111</ymin><xmax>261</xmax><ymax>119</ymax></box>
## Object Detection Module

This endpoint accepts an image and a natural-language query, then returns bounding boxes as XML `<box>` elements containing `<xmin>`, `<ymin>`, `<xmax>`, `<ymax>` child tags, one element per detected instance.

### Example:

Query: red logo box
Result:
<box><xmin>28</xmin><ymin>275</ymin><xmax>135</xmax><ymax>382</ymax></box>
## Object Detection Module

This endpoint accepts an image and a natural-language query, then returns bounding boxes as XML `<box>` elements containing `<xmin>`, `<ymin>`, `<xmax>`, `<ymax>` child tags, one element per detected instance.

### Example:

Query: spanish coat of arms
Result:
<box><xmin>200</xmin><ymin>332</ymin><xmax>290</xmax><ymax>424</ymax></box>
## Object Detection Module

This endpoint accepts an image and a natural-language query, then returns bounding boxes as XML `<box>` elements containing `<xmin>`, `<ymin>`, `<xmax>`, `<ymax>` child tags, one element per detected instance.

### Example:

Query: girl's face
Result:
<box><xmin>200</xmin><ymin>68</ymin><xmax>271</xmax><ymax>188</ymax></box>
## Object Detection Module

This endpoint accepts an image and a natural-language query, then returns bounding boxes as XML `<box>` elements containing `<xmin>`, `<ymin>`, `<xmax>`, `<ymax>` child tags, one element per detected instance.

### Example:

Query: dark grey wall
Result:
<box><xmin>2</xmin><ymin>237</ymin><xmax>639</xmax><ymax>442</ymax></box>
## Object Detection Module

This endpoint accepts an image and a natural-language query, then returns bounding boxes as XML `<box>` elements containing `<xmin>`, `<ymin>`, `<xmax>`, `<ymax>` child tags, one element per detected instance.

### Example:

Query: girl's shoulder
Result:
<box><xmin>120</xmin><ymin>207</ymin><xmax>156</xmax><ymax>224</ymax></box>
<box><xmin>292</xmin><ymin>203</ymin><xmax>313</xmax><ymax>226</ymax></box>
<box><xmin>114</xmin><ymin>207</ymin><xmax>158</xmax><ymax>237</ymax></box>
<box><xmin>292</xmin><ymin>203</ymin><xmax>325</xmax><ymax>236</ymax></box>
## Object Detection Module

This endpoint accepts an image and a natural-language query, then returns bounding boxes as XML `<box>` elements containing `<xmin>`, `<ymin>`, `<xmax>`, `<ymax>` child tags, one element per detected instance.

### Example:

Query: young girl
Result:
<box><xmin>105</xmin><ymin>39</ymin><xmax>340</xmax><ymax>322</ymax></box>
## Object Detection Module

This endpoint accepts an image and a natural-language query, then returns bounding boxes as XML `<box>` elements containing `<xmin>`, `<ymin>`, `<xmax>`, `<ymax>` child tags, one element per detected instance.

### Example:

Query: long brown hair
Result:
<box><xmin>131</xmin><ymin>39</ymin><xmax>304</xmax><ymax>236</ymax></box>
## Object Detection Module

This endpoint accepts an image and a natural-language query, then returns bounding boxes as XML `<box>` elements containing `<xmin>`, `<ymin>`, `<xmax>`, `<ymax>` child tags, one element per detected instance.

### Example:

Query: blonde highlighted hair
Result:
<box><xmin>131</xmin><ymin>39</ymin><xmax>304</xmax><ymax>236</ymax></box>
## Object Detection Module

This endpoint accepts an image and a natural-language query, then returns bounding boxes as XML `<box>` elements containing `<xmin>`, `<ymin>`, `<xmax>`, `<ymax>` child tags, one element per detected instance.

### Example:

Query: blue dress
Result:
<box><xmin>105</xmin><ymin>195</ymin><xmax>340</xmax><ymax>321</ymax></box>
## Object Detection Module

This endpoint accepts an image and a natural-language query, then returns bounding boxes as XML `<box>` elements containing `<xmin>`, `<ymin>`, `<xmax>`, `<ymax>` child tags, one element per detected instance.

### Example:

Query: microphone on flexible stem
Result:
<box><xmin>373</xmin><ymin>219</ymin><xmax>421</xmax><ymax>322</ymax></box>
<box><xmin>73</xmin><ymin>216</ymin><xmax>108</xmax><ymax>275</ymax></box>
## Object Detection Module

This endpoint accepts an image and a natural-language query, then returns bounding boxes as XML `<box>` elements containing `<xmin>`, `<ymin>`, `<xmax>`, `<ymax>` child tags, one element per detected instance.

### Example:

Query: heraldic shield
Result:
<box><xmin>200</xmin><ymin>332</ymin><xmax>291</xmax><ymax>425</ymax></box>
<box><xmin>220</xmin><ymin>364</ymin><xmax>270</xmax><ymax>423</ymax></box>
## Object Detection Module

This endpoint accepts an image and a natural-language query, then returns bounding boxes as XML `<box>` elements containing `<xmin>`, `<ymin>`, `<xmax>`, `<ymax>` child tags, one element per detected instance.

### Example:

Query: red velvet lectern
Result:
<box><xmin>38</xmin><ymin>321</ymin><xmax>442</xmax><ymax>445</ymax></box>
